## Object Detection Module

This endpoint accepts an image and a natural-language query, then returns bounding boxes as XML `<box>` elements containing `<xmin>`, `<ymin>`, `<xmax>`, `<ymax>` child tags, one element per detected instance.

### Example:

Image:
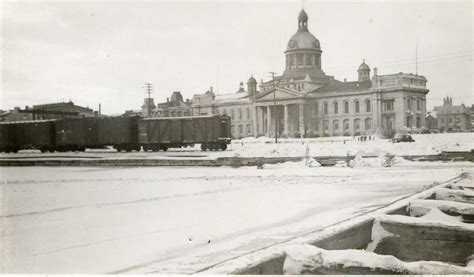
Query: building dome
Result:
<box><xmin>287</xmin><ymin>31</ymin><xmax>320</xmax><ymax>51</ymax></box>
<box><xmin>358</xmin><ymin>61</ymin><xmax>370</xmax><ymax>71</ymax></box>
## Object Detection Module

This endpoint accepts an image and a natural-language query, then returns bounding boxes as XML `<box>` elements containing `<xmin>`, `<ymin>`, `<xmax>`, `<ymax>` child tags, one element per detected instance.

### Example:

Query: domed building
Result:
<box><xmin>192</xmin><ymin>9</ymin><xmax>429</xmax><ymax>139</ymax></box>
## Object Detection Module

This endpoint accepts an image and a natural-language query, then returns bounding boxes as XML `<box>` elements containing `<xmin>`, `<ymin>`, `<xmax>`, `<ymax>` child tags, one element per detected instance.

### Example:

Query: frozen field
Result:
<box><xmin>1</xmin><ymin>160</ymin><xmax>473</xmax><ymax>274</ymax></box>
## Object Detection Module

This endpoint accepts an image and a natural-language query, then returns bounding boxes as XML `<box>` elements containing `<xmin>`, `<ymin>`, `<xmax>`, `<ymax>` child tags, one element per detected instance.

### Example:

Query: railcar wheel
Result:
<box><xmin>160</xmin><ymin>145</ymin><xmax>168</xmax><ymax>152</ymax></box>
<box><xmin>220</xmin><ymin>143</ymin><xmax>227</xmax><ymax>151</ymax></box>
<box><xmin>40</xmin><ymin>146</ymin><xmax>48</xmax><ymax>153</ymax></box>
<box><xmin>201</xmin><ymin>143</ymin><xmax>207</xmax><ymax>151</ymax></box>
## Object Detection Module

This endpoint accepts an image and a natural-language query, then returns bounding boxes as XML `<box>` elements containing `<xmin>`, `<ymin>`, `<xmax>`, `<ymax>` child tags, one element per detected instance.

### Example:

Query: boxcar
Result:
<box><xmin>96</xmin><ymin>116</ymin><xmax>140</xmax><ymax>152</ymax></box>
<box><xmin>54</xmin><ymin>117</ymin><xmax>99</xmax><ymax>151</ymax></box>
<box><xmin>0</xmin><ymin>120</ymin><xmax>55</xmax><ymax>152</ymax></box>
<box><xmin>138</xmin><ymin>115</ymin><xmax>231</xmax><ymax>151</ymax></box>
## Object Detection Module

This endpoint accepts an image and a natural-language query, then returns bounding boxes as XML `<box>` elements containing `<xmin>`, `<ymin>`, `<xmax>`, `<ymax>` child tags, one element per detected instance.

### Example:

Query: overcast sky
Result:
<box><xmin>2</xmin><ymin>0</ymin><xmax>472</xmax><ymax>115</ymax></box>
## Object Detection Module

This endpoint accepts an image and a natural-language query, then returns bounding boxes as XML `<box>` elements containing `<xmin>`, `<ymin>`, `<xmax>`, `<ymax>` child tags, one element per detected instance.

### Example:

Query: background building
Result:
<box><xmin>0</xmin><ymin>101</ymin><xmax>100</xmax><ymax>122</ymax></box>
<box><xmin>434</xmin><ymin>97</ymin><xmax>471</xmax><ymax>132</ymax></box>
<box><xmin>141</xmin><ymin>91</ymin><xmax>192</xmax><ymax>117</ymax></box>
<box><xmin>192</xmin><ymin>9</ymin><xmax>429</xmax><ymax>138</ymax></box>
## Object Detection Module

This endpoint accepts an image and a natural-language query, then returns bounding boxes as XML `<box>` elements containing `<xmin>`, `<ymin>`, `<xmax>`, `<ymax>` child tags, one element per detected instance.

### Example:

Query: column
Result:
<box><xmin>299</xmin><ymin>103</ymin><xmax>305</xmax><ymax>135</ymax></box>
<box><xmin>267</xmin><ymin>106</ymin><xmax>272</xmax><ymax>137</ymax></box>
<box><xmin>284</xmin><ymin>104</ymin><xmax>289</xmax><ymax>135</ymax></box>
<box><xmin>252</xmin><ymin>105</ymin><xmax>258</xmax><ymax>137</ymax></box>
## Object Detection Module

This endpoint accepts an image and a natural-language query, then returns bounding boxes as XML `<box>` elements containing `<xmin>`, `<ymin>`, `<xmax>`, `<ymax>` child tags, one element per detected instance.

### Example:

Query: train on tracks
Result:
<box><xmin>0</xmin><ymin>115</ymin><xmax>231</xmax><ymax>153</ymax></box>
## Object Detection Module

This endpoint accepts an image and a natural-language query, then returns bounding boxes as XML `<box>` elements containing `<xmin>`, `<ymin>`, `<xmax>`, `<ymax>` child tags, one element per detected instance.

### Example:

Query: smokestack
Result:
<box><xmin>99</xmin><ymin>103</ymin><xmax>101</xmax><ymax>115</ymax></box>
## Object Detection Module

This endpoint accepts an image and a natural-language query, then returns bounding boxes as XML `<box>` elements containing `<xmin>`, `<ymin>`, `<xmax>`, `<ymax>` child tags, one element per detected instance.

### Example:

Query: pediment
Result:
<box><xmin>255</xmin><ymin>88</ymin><xmax>304</xmax><ymax>101</ymax></box>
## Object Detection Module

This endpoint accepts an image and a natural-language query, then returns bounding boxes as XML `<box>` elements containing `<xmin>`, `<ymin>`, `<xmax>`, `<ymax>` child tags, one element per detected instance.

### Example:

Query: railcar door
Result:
<box><xmin>182</xmin><ymin>118</ymin><xmax>194</xmax><ymax>143</ymax></box>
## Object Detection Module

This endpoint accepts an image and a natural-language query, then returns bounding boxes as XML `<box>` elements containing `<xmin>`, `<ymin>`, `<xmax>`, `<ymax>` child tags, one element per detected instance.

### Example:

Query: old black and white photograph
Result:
<box><xmin>1</xmin><ymin>0</ymin><xmax>473</xmax><ymax>275</ymax></box>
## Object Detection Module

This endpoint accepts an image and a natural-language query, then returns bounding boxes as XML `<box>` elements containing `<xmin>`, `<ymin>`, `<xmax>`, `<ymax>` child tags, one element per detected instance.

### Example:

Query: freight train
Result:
<box><xmin>0</xmin><ymin>115</ymin><xmax>231</xmax><ymax>153</ymax></box>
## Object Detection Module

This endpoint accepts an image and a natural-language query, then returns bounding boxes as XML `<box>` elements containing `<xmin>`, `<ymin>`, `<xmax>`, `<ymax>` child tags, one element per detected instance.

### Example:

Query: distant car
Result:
<box><xmin>391</xmin><ymin>134</ymin><xmax>415</xmax><ymax>143</ymax></box>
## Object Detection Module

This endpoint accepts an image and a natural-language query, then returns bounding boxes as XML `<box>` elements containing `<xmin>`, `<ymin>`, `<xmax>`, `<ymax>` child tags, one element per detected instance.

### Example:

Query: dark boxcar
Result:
<box><xmin>55</xmin><ymin>117</ymin><xmax>98</xmax><ymax>151</ymax></box>
<box><xmin>138</xmin><ymin>115</ymin><xmax>231</xmax><ymax>151</ymax></box>
<box><xmin>0</xmin><ymin>120</ymin><xmax>55</xmax><ymax>152</ymax></box>
<box><xmin>96</xmin><ymin>116</ymin><xmax>140</xmax><ymax>152</ymax></box>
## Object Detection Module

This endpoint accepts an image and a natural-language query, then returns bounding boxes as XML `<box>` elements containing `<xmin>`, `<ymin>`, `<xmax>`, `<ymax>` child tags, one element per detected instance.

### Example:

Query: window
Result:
<box><xmin>306</xmin><ymin>54</ymin><xmax>312</xmax><ymax>66</ymax></box>
<box><xmin>416</xmin><ymin>116</ymin><xmax>421</xmax><ymax>128</ymax></box>
<box><xmin>313</xmin><ymin>103</ymin><xmax>319</xmax><ymax>116</ymax></box>
<box><xmin>417</xmin><ymin>99</ymin><xmax>421</xmax><ymax>111</ymax></box>
<box><xmin>290</xmin><ymin>55</ymin><xmax>295</xmax><ymax>66</ymax></box>
<box><xmin>238</xmin><ymin>125</ymin><xmax>243</xmax><ymax>134</ymax></box>
<box><xmin>231</xmin><ymin>125</ymin><xmax>235</xmax><ymax>136</ymax></box>
<box><xmin>238</xmin><ymin>108</ymin><xmax>242</xmax><ymax>120</ymax></box>
<box><xmin>247</xmin><ymin>108</ymin><xmax>250</xmax><ymax>120</ymax></box>
<box><xmin>355</xmin><ymin>101</ymin><xmax>360</xmax><ymax>113</ymax></box>
<box><xmin>383</xmin><ymin>100</ymin><xmax>394</xmax><ymax>111</ymax></box>
<box><xmin>354</xmin><ymin>119</ymin><xmax>361</xmax><ymax>130</ymax></box>
<box><xmin>343</xmin><ymin>119</ymin><xmax>349</xmax><ymax>130</ymax></box>
<box><xmin>324</xmin><ymin>120</ymin><xmax>329</xmax><ymax>131</ymax></box>
<box><xmin>314</xmin><ymin>120</ymin><xmax>319</xmax><ymax>130</ymax></box>
<box><xmin>334</xmin><ymin>102</ymin><xmax>339</xmax><ymax>114</ymax></box>
<box><xmin>333</xmin><ymin>120</ymin><xmax>339</xmax><ymax>131</ymax></box>
<box><xmin>297</xmin><ymin>54</ymin><xmax>303</xmax><ymax>65</ymax></box>
<box><xmin>365</xmin><ymin>118</ymin><xmax>372</xmax><ymax>130</ymax></box>
<box><xmin>407</xmin><ymin>98</ymin><xmax>412</xmax><ymax>110</ymax></box>
<box><xmin>449</xmin><ymin>118</ymin><xmax>453</xmax><ymax>123</ymax></box>
<box><xmin>223</xmin><ymin>109</ymin><xmax>227</xmax><ymax>115</ymax></box>
<box><xmin>406</xmin><ymin>116</ymin><xmax>412</xmax><ymax>127</ymax></box>
<box><xmin>366</xmin><ymin>100</ymin><xmax>371</xmax><ymax>112</ymax></box>
<box><xmin>323</xmin><ymin>103</ymin><xmax>328</xmax><ymax>115</ymax></box>
<box><xmin>344</xmin><ymin>101</ymin><xmax>349</xmax><ymax>114</ymax></box>
<box><xmin>230</xmin><ymin>109</ymin><xmax>235</xmax><ymax>119</ymax></box>
<box><xmin>246</xmin><ymin>124</ymin><xmax>252</xmax><ymax>134</ymax></box>
<box><xmin>441</xmin><ymin>118</ymin><xmax>445</xmax><ymax>123</ymax></box>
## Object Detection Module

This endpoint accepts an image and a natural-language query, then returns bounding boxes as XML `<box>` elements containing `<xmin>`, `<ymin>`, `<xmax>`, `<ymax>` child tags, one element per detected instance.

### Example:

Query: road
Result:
<box><xmin>1</xmin><ymin>161</ymin><xmax>472</xmax><ymax>273</ymax></box>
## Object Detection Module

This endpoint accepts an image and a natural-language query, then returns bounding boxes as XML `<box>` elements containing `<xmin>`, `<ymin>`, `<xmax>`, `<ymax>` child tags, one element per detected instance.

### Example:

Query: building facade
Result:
<box><xmin>434</xmin><ymin>97</ymin><xmax>471</xmax><ymax>132</ymax></box>
<box><xmin>192</xmin><ymin>9</ymin><xmax>429</xmax><ymax>138</ymax></box>
<box><xmin>0</xmin><ymin>101</ymin><xmax>99</xmax><ymax>122</ymax></box>
<box><xmin>141</xmin><ymin>91</ymin><xmax>192</xmax><ymax>117</ymax></box>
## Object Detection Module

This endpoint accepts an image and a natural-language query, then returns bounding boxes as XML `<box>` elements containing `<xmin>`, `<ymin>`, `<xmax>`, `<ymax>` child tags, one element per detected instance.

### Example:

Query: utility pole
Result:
<box><xmin>144</xmin><ymin>82</ymin><xmax>153</xmax><ymax>117</ymax></box>
<box><xmin>270</xmin><ymin>72</ymin><xmax>278</xmax><ymax>143</ymax></box>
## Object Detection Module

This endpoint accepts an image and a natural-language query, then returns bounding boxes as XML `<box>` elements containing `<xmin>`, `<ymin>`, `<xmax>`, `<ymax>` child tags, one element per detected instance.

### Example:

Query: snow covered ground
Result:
<box><xmin>1</xmin><ymin>161</ymin><xmax>473</xmax><ymax>274</ymax></box>
<box><xmin>1</xmin><ymin>132</ymin><xmax>473</xmax><ymax>160</ymax></box>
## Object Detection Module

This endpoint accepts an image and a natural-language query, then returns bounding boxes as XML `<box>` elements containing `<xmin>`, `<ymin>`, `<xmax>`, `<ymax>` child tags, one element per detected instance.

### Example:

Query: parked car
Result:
<box><xmin>391</xmin><ymin>134</ymin><xmax>415</xmax><ymax>143</ymax></box>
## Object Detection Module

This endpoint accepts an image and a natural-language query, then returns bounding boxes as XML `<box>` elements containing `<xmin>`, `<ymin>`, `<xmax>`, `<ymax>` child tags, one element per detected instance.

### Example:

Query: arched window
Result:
<box><xmin>323</xmin><ymin>120</ymin><xmax>329</xmax><ymax>131</ymax></box>
<box><xmin>246</xmin><ymin>108</ymin><xmax>250</xmax><ymax>120</ymax></box>
<box><xmin>354</xmin><ymin>119</ymin><xmax>361</xmax><ymax>130</ymax></box>
<box><xmin>323</xmin><ymin>102</ymin><xmax>328</xmax><ymax>115</ymax></box>
<box><xmin>333</xmin><ymin>120</ymin><xmax>339</xmax><ymax>131</ymax></box>
<box><xmin>334</xmin><ymin>102</ymin><xmax>339</xmax><ymax>114</ymax></box>
<box><xmin>366</xmin><ymin>100</ymin><xmax>371</xmax><ymax>112</ymax></box>
<box><xmin>355</xmin><ymin>101</ymin><xmax>360</xmax><ymax>113</ymax></box>
<box><xmin>344</xmin><ymin>101</ymin><xmax>349</xmax><ymax>114</ymax></box>
<box><xmin>407</xmin><ymin>98</ymin><xmax>412</xmax><ymax>110</ymax></box>
<box><xmin>365</xmin><ymin>118</ymin><xmax>372</xmax><ymax>130</ymax></box>
<box><xmin>417</xmin><ymin>99</ymin><xmax>421</xmax><ymax>111</ymax></box>
<box><xmin>238</xmin><ymin>108</ymin><xmax>242</xmax><ymax>120</ymax></box>
<box><xmin>305</xmin><ymin>54</ymin><xmax>312</xmax><ymax>66</ymax></box>
<box><xmin>246</xmin><ymin>124</ymin><xmax>252</xmax><ymax>134</ymax></box>
<box><xmin>238</xmin><ymin>124</ymin><xmax>243</xmax><ymax>135</ymax></box>
<box><xmin>343</xmin><ymin>119</ymin><xmax>350</xmax><ymax>130</ymax></box>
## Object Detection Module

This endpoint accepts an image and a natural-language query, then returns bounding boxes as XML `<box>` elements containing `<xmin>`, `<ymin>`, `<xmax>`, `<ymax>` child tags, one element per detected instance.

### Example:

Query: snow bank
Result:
<box><xmin>229</xmin><ymin>133</ymin><xmax>474</xmax><ymax>158</ymax></box>
<box><xmin>283</xmin><ymin>244</ymin><xmax>474</xmax><ymax>275</ymax></box>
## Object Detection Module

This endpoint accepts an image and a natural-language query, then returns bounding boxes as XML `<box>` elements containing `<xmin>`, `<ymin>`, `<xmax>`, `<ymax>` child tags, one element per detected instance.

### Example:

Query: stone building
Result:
<box><xmin>192</xmin><ymin>9</ymin><xmax>429</xmax><ymax>138</ymax></box>
<box><xmin>141</xmin><ymin>91</ymin><xmax>192</xmax><ymax>117</ymax></box>
<box><xmin>0</xmin><ymin>101</ymin><xmax>99</xmax><ymax>122</ymax></box>
<box><xmin>434</xmin><ymin>97</ymin><xmax>471</xmax><ymax>132</ymax></box>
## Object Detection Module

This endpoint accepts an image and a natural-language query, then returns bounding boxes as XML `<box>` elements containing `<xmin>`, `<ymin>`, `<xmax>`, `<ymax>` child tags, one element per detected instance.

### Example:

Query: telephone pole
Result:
<box><xmin>270</xmin><ymin>72</ymin><xmax>278</xmax><ymax>143</ymax></box>
<box><xmin>144</xmin><ymin>82</ymin><xmax>153</xmax><ymax>117</ymax></box>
